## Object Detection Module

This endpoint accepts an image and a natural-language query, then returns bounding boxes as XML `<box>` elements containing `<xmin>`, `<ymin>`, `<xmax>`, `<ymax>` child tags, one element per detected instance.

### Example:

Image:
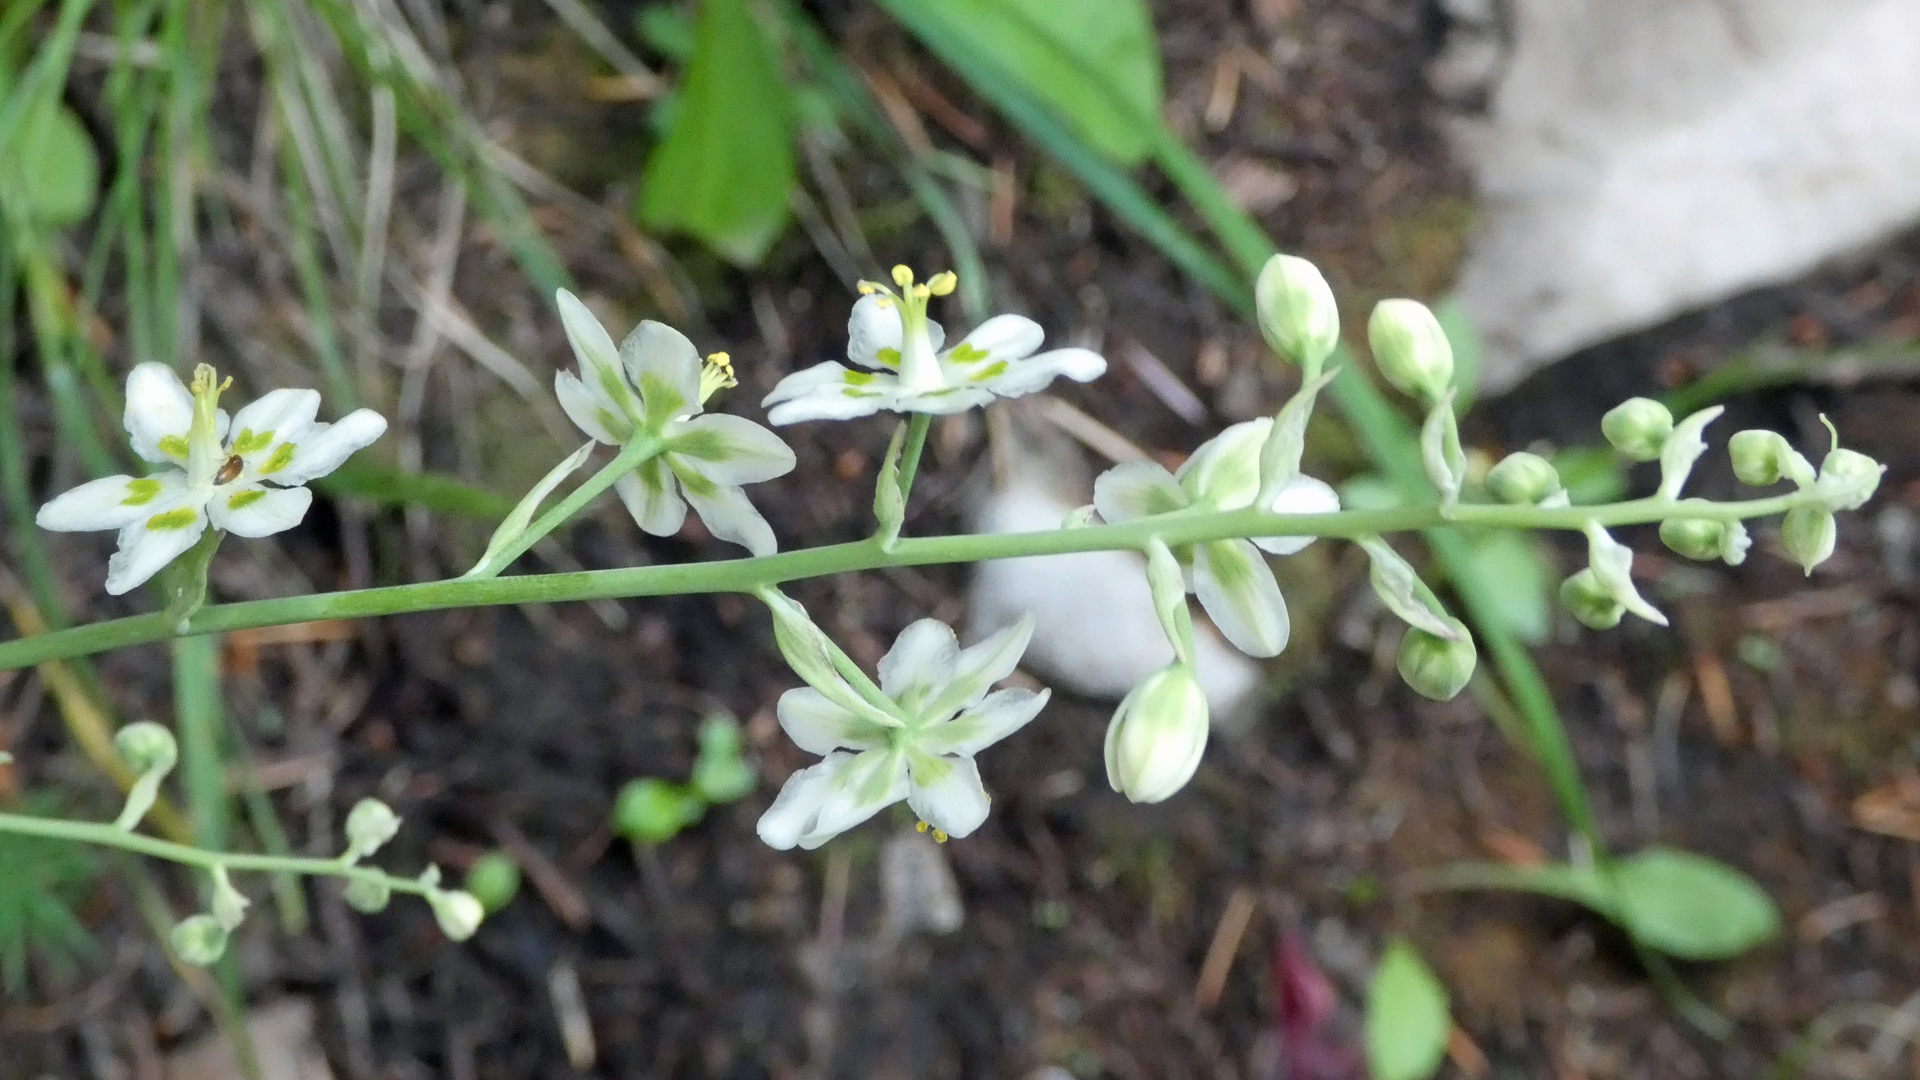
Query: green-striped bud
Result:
<box><xmin>1814</xmin><ymin>447</ymin><xmax>1884</xmax><ymax>511</ymax></box>
<box><xmin>1780</xmin><ymin>506</ymin><xmax>1836</xmax><ymax>575</ymax></box>
<box><xmin>1559</xmin><ymin>569</ymin><xmax>1625</xmax><ymax>630</ymax></box>
<box><xmin>344</xmin><ymin>798</ymin><xmax>401</xmax><ymax>861</ymax></box>
<box><xmin>170</xmin><ymin>914</ymin><xmax>230</xmax><ymax>967</ymax></box>
<box><xmin>1600</xmin><ymin>398</ymin><xmax>1673</xmax><ymax>462</ymax></box>
<box><xmin>1256</xmin><ymin>254</ymin><xmax>1340</xmax><ymax>372</ymax></box>
<box><xmin>429</xmin><ymin>890</ymin><xmax>485</xmax><ymax>942</ymax></box>
<box><xmin>1396</xmin><ymin>619</ymin><xmax>1477</xmax><ymax>701</ymax></box>
<box><xmin>1659</xmin><ymin>517</ymin><xmax>1751</xmax><ymax>565</ymax></box>
<box><xmin>1485</xmin><ymin>452</ymin><xmax>1561</xmax><ymax>505</ymax></box>
<box><xmin>1104</xmin><ymin>665</ymin><xmax>1209</xmax><ymax>804</ymax></box>
<box><xmin>343</xmin><ymin>877</ymin><xmax>392</xmax><ymax>913</ymax></box>
<box><xmin>1728</xmin><ymin>429</ymin><xmax>1813</xmax><ymax>488</ymax></box>
<box><xmin>115</xmin><ymin>722</ymin><xmax>177</xmax><ymax>776</ymax></box>
<box><xmin>1367</xmin><ymin>299</ymin><xmax>1453</xmax><ymax>404</ymax></box>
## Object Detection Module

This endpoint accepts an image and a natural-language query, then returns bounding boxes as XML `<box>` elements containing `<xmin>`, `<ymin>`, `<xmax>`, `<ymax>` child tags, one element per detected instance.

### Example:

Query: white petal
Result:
<box><xmin>777</xmin><ymin>687</ymin><xmax>889</xmax><ymax>754</ymax></box>
<box><xmin>892</xmin><ymin>386</ymin><xmax>996</xmax><ymax>415</ymax></box>
<box><xmin>848</xmin><ymin>294</ymin><xmax>931</xmax><ymax>370</ymax></box>
<box><xmin>920</xmin><ymin>687</ymin><xmax>1049</xmax><ymax>757</ymax></box>
<box><xmin>763</xmin><ymin>362</ymin><xmax>898</xmax><ymax>425</ymax></box>
<box><xmin>105</xmin><ymin>505</ymin><xmax>208</xmax><ymax>595</ymax></box>
<box><xmin>1192</xmin><ymin>539</ymin><xmax>1291</xmax><ymax>658</ymax></box>
<box><xmin>1253</xmin><ymin>474</ymin><xmax>1341</xmax><ymax>556</ymax></box>
<box><xmin>556</xmin><ymin>289</ymin><xmax>637</xmax><ymax>419</ymax></box>
<box><xmin>1092</xmin><ymin>460</ymin><xmax>1187</xmax><ymax>524</ymax></box>
<box><xmin>227</xmin><ymin>389</ymin><xmax>319</xmax><ymax>462</ymax></box>
<box><xmin>967</xmin><ymin>347</ymin><xmax>1107</xmax><ymax>398</ymax></box>
<box><xmin>798</xmin><ymin>748</ymin><xmax>909</xmax><ymax>849</ymax></box>
<box><xmin>906</xmin><ymin>752</ymin><xmax>991</xmax><ymax>839</ymax></box>
<box><xmin>208</xmin><ymin>484</ymin><xmax>312</xmax><ymax>537</ymax></box>
<box><xmin>1176</xmin><ymin>418</ymin><xmax>1270</xmax><ymax>509</ymax></box>
<box><xmin>123</xmin><ymin>363</ymin><xmax>195</xmax><ymax>464</ymax></box>
<box><xmin>877</xmin><ymin>619</ymin><xmax>960</xmax><ymax>711</ymax></box>
<box><xmin>944</xmin><ymin>315</ymin><xmax>1042</xmax><ymax>365</ymax></box>
<box><xmin>36</xmin><ymin>472</ymin><xmax>188</xmax><ymax>532</ymax></box>
<box><xmin>757</xmin><ymin>752</ymin><xmax>851</xmax><ymax>850</ymax></box>
<box><xmin>555</xmin><ymin>370</ymin><xmax>624</xmax><ymax>444</ymax></box>
<box><xmin>921</xmin><ymin>614</ymin><xmax>1035</xmax><ymax>719</ymax></box>
<box><xmin>614</xmin><ymin>459</ymin><xmax>687</xmax><ymax>537</ymax></box>
<box><xmin>620</xmin><ymin>320</ymin><xmax>702</xmax><ymax>427</ymax></box>
<box><xmin>265</xmin><ymin>410</ymin><xmax>387</xmax><ymax>485</ymax></box>
<box><xmin>673</xmin><ymin>468</ymin><xmax>777</xmax><ymax>555</ymax></box>
<box><xmin>666</xmin><ymin>414</ymin><xmax>796</xmax><ymax>486</ymax></box>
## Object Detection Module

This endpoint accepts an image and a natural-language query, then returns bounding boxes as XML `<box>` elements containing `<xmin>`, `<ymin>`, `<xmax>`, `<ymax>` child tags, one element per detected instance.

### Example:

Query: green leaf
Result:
<box><xmin>312</xmin><ymin>461</ymin><xmax>517</xmax><ymax>520</ymax></box>
<box><xmin>1365</xmin><ymin>938</ymin><xmax>1451</xmax><ymax>1080</ymax></box>
<box><xmin>882</xmin><ymin>0</ymin><xmax>1163</xmax><ymax>165</ymax></box>
<box><xmin>1434</xmin><ymin>298</ymin><xmax>1482</xmax><ymax>412</ymax></box>
<box><xmin>635</xmin><ymin>3</ymin><xmax>697</xmax><ymax>60</ymax></box>
<box><xmin>1459</xmin><ymin>531</ymin><xmax>1552</xmax><ymax>645</ymax></box>
<box><xmin>13</xmin><ymin>103</ymin><xmax>98</xmax><ymax>227</ymax></box>
<box><xmin>638</xmin><ymin>0</ymin><xmax>795</xmax><ymax>266</ymax></box>
<box><xmin>0</xmin><ymin>798</ymin><xmax>98</xmax><ymax>997</ymax></box>
<box><xmin>1552</xmin><ymin>445</ymin><xmax>1628</xmax><ymax>505</ymax></box>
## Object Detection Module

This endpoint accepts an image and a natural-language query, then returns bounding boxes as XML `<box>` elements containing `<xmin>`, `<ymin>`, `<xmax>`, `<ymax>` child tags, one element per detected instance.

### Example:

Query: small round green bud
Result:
<box><xmin>1780</xmin><ymin>506</ymin><xmax>1836</xmax><ymax>575</ymax></box>
<box><xmin>1396</xmin><ymin>619</ymin><xmax>1477</xmax><ymax>701</ymax></box>
<box><xmin>1600</xmin><ymin>398</ymin><xmax>1673</xmax><ymax>462</ymax></box>
<box><xmin>169</xmin><ymin>914</ymin><xmax>230</xmax><ymax>967</ymax></box>
<box><xmin>429</xmin><ymin>889</ymin><xmax>485</xmax><ymax>942</ymax></box>
<box><xmin>1727</xmin><ymin>429</ymin><xmax>1811</xmax><ymax>487</ymax></box>
<box><xmin>613</xmin><ymin>778</ymin><xmax>706</xmax><ymax>844</ymax></box>
<box><xmin>342</xmin><ymin>876</ymin><xmax>392</xmax><ymax>913</ymax></box>
<box><xmin>115</xmin><ymin>722</ymin><xmax>177</xmax><ymax>776</ymax></box>
<box><xmin>1485</xmin><ymin>452</ymin><xmax>1561</xmax><ymax>505</ymax></box>
<box><xmin>1814</xmin><ymin>447</ymin><xmax>1885</xmax><ymax>511</ymax></box>
<box><xmin>464</xmin><ymin>851</ymin><xmax>522</xmax><ymax>914</ymax></box>
<box><xmin>1659</xmin><ymin>518</ymin><xmax>1729</xmax><ymax>562</ymax></box>
<box><xmin>344</xmin><ymin>798</ymin><xmax>401</xmax><ymax>860</ymax></box>
<box><xmin>1255</xmin><ymin>254</ymin><xmax>1340</xmax><ymax>371</ymax></box>
<box><xmin>1104</xmin><ymin>665</ymin><xmax>1209</xmax><ymax>804</ymax></box>
<box><xmin>1367</xmin><ymin>299</ymin><xmax>1454</xmax><ymax>404</ymax></box>
<box><xmin>1559</xmin><ymin>569</ymin><xmax>1625</xmax><ymax>630</ymax></box>
<box><xmin>690</xmin><ymin>716</ymin><xmax>755</xmax><ymax>805</ymax></box>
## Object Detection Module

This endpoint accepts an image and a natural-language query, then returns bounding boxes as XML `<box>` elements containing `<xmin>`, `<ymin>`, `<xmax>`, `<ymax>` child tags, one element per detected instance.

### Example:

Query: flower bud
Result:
<box><xmin>1659</xmin><ymin>518</ymin><xmax>1727</xmax><ymax>562</ymax></box>
<box><xmin>169</xmin><ymin>914</ymin><xmax>230</xmax><ymax>967</ymax></box>
<box><xmin>342</xmin><ymin>876</ymin><xmax>392</xmax><ymax>913</ymax></box>
<box><xmin>1256</xmin><ymin>254</ymin><xmax>1340</xmax><ymax>372</ymax></box>
<box><xmin>1367</xmin><ymin>299</ymin><xmax>1453</xmax><ymax>404</ymax></box>
<box><xmin>1728</xmin><ymin>429</ymin><xmax>1813</xmax><ymax>488</ymax></box>
<box><xmin>613</xmin><ymin>778</ymin><xmax>706</xmax><ymax>844</ymax></box>
<box><xmin>1104</xmin><ymin>665</ymin><xmax>1209</xmax><ymax>804</ymax></box>
<box><xmin>1780</xmin><ymin>506</ymin><xmax>1836</xmax><ymax>575</ymax></box>
<box><xmin>344</xmin><ymin>798</ymin><xmax>401</xmax><ymax>861</ymax></box>
<box><xmin>464</xmin><ymin>851</ymin><xmax>522</xmax><ymax>914</ymax></box>
<box><xmin>1559</xmin><ymin>569</ymin><xmax>1625</xmax><ymax>630</ymax></box>
<box><xmin>429</xmin><ymin>889</ymin><xmax>485</xmax><ymax>942</ymax></box>
<box><xmin>1397</xmin><ymin>619</ymin><xmax>1477</xmax><ymax>701</ymax></box>
<box><xmin>115</xmin><ymin>722</ymin><xmax>177</xmax><ymax>776</ymax></box>
<box><xmin>1485</xmin><ymin>452</ymin><xmax>1561</xmax><ymax>505</ymax></box>
<box><xmin>1600</xmin><ymin>398</ymin><xmax>1673</xmax><ymax>462</ymax></box>
<box><xmin>1814</xmin><ymin>447</ymin><xmax>1884</xmax><ymax>511</ymax></box>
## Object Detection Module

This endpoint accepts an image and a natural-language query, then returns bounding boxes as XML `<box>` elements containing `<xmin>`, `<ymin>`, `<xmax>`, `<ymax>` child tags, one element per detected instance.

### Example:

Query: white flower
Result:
<box><xmin>1105</xmin><ymin>664</ymin><xmax>1210</xmax><ymax>804</ymax></box>
<box><xmin>1092</xmin><ymin>418</ymin><xmax>1340</xmax><ymax>658</ymax></box>
<box><xmin>757</xmin><ymin>615</ymin><xmax>1048</xmax><ymax>850</ymax></box>
<box><xmin>37</xmin><ymin>363</ymin><xmax>385</xmax><ymax>595</ymax></box>
<box><xmin>761</xmin><ymin>266</ymin><xmax>1107</xmax><ymax>425</ymax></box>
<box><xmin>554</xmin><ymin>290</ymin><xmax>795</xmax><ymax>556</ymax></box>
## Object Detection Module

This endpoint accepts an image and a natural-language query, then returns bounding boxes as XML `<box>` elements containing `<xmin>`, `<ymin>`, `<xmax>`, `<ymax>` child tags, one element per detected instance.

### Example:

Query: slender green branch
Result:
<box><xmin>471</xmin><ymin>435</ymin><xmax>659</xmax><ymax>577</ymax></box>
<box><xmin>0</xmin><ymin>811</ymin><xmax>435</xmax><ymax>895</ymax></box>
<box><xmin>1</xmin><ymin>492</ymin><xmax>1803</xmax><ymax>672</ymax></box>
<box><xmin>894</xmin><ymin>412</ymin><xmax>933</xmax><ymax>507</ymax></box>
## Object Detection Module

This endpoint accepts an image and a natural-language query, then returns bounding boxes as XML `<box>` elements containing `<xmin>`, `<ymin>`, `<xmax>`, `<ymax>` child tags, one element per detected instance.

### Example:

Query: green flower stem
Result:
<box><xmin>474</xmin><ymin>435</ymin><xmax>661</xmax><ymax>577</ymax></box>
<box><xmin>894</xmin><ymin>412</ymin><xmax>933</xmax><ymax>509</ymax></box>
<box><xmin>1</xmin><ymin>492</ymin><xmax>1803</xmax><ymax>673</ymax></box>
<box><xmin>0</xmin><ymin>810</ymin><xmax>436</xmax><ymax>897</ymax></box>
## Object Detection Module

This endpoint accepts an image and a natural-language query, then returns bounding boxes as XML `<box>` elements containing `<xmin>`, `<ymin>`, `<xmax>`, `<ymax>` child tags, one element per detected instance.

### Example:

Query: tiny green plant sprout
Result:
<box><xmin>1</xmin><ymin>255</ymin><xmax>1884</xmax><ymax>960</ymax></box>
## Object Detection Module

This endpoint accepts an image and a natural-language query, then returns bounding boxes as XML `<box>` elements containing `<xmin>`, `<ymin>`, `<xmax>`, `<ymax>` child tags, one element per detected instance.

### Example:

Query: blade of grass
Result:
<box><xmin>172</xmin><ymin>634</ymin><xmax>229</xmax><ymax>850</ymax></box>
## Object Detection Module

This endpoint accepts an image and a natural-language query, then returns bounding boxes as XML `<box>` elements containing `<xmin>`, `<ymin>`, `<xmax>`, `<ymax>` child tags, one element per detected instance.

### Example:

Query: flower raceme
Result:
<box><xmin>37</xmin><ymin>363</ymin><xmax>386</xmax><ymax>594</ymax></box>
<box><xmin>761</xmin><ymin>266</ymin><xmax>1107</xmax><ymax>425</ymax></box>
<box><xmin>554</xmin><ymin>290</ymin><xmax>796</xmax><ymax>556</ymax></box>
<box><xmin>756</xmin><ymin>613</ymin><xmax>1049</xmax><ymax>850</ymax></box>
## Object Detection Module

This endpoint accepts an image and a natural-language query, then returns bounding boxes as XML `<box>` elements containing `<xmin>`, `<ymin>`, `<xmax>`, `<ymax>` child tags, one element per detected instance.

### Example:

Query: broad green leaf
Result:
<box><xmin>1365</xmin><ymin>938</ymin><xmax>1450</xmax><ymax>1080</ymax></box>
<box><xmin>885</xmin><ymin>0</ymin><xmax>1162</xmax><ymax>165</ymax></box>
<box><xmin>1459</xmin><ymin>530</ymin><xmax>1552</xmax><ymax>645</ymax></box>
<box><xmin>1440</xmin><ymin>846</ymin><xmax>1781</xmax><ymax>961</ymax></box>
<box><xmin>13</xmin><ymin>104</ymin><xmax>98</xmax><ymax>227</ymax></box>
<box><xmin>638</xmin><ymin>0</ymin><xmax>795</xmax><ymax>266</ymax></box>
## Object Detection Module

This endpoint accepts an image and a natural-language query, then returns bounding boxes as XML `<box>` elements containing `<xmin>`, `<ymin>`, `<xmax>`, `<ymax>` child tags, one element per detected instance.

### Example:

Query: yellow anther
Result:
<box><xmin>927</xmin><ymin>272</ymin><xmax>957</xmax><ymax>296</ymax></box>
<box><xmin>874</xmin><ymin>296</ymin><xmax>894</xmax><ymax>309</ymax></box>
<box><xmin>857</xmin><ymin>281</ymin><xmax>880</xmax><ymax>295</ymax></box>
<box><xmin>911</xmin><ymin>284</ymin><xmax>930</xmax><ymax>300</ymax></box>
<box><xmin>916</xmin><ymin>821</ymin><xmax>929</xmax><ymax>833</ymax></box>
<box><xmin>915</xmin><ymin>821</ymin><xmax>949</xmax><ymax>842</ymax></box>
<box><xmin>891</xmin><ymin>264</ymin><xmax>915</xmax><ymax>288</ymax></box>
<box><xmin>699</xmin><ymin>351</ymin><xmax>738</xmax><ymax>403</ymax></box>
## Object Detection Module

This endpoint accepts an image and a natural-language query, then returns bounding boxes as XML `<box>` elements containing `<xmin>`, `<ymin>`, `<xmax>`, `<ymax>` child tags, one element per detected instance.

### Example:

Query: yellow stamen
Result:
<box><xmin>890</xmin><ymin>264</ymin><xmax>914</xmax><ymax>288</ymax></box>
<box><xmin>916</xmin><ymin>821</ymin><xmax>928</xmax><ymax>833</ymax></box>
<box><xmin>927</xmin><ymin>272</ymin><xmax>957</xmax><ymax>296</ymax></box>
<box><xmin>699</xmin><ymin>351</ymin><xmax>738</xmax><ymax>404</ymax></box>
<box><xmin>915</xmin><ymin>821</ymin><xmax>948</xmax><ymax>842</ymax></box>
<box><xmin>857</xmin><ymin>281</ymin><xmax>880</xmax><ymax>295</ymax></box>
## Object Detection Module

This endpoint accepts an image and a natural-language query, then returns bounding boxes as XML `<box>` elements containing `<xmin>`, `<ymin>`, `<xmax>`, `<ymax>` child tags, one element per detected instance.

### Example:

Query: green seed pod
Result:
<box><xmin>342</xmin><ymin>876</ymin><xmax>393</xmax><ymax>914</ymax></box>
<box><xmin>1780</xmin><ymin>506</ymin><xmax>1836</xmax><ymax>575</ymax></box>
<box><xmin>1559</xmin><ymin>569</ymin><xmax>1625</xmax><ymax>630</ymax></box>
<box><xmin>1600</xmin><ymin>398</ymin><xmax>1673</xmax><ymax>462</ymax></box>
<box><xmin>169</xmin><ymin>914</ymin><xmax>230</xmax><ymax>967</ymax></box>
<box><xmin>1814</xmin><ymin>447</ymin><xmax>1885</xmax><ymax>511</ymax></box>
<box><xmin>429</xmin><ymin>890</ymin><xmax>485</xmax><ymax>942</ymax></box>
<box><xmin>1728</xmin><ymin>429</ymin><xmax>1813</xmax><ymax>487</ymax></box>
<box><xmin>1256</xmin><ymin>254</ymin><xmax>1340</xmax><ymax>372</ymax></box>
<box><xmin>114</xmin><ymin>721</ymin><xmax>177</xmax><ymax>776</ymax></box>
<box><xmin>464</xmin><ymin>851</ymin><xmax>522</xmax><ymax>914</ymax></box>
<box><xmin>1367</xmin><ymin>299</ymin><xmax>1453</xmax><ymax>404</ymax></box>
<box><xmin>1396</xmin><ymin>619</ymin><xmax>1477</xmax><ymax>701</ymax></box>
<box><xmin>613</xmin><ymin>778</ymin><xmax>706</xmax><ymax>844</ymax></box>
<box><xmin>1485</xmin><ymin>452</ymin><xmax>1562</xmax><ymax>505</ymax></box>
<box><xmin>344</xmin><ymin>798</ymin><xmax>401</xmax><ymax>861</ymax></box>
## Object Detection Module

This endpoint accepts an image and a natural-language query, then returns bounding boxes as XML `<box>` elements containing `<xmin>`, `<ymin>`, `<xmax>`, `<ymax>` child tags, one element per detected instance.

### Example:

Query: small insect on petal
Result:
<box><xmin>214</xmin><ymin>454</ymin><xmax>245</xmax><ymax>485</ymax></box>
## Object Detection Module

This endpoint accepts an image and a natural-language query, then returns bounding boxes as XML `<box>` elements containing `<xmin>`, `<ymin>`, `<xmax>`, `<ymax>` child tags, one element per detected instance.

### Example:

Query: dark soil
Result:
<box><xmin>4</xmin><ymin>1</ymin><xmax>1919</xmax><ymax>1078</ymax></box>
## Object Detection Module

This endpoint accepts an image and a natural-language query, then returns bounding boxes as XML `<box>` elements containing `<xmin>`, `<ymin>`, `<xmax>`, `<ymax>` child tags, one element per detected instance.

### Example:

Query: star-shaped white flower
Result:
<box><xmin>761</xmin><ymin>267</ymin><xmax>1106</xmax><ymax>425</ymax></box>
<box><xmin>1093</xmin><ymin>418</ymin><xmax>1340</xmax><ymax>658</ymax></box>
<box><xmin>757</xmin><ymin>615</ymin><xmax>1048</xmax><ymax>850</ymax></box>
<box><xmin>554</xmin><ymin>290</ymin><xmax>795</xmax><ymax>556</ymax></box>
<box><xmin>37</xmin><ymin>363</ymin><xmax>385</xmax><ymax>595</ymax></box>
